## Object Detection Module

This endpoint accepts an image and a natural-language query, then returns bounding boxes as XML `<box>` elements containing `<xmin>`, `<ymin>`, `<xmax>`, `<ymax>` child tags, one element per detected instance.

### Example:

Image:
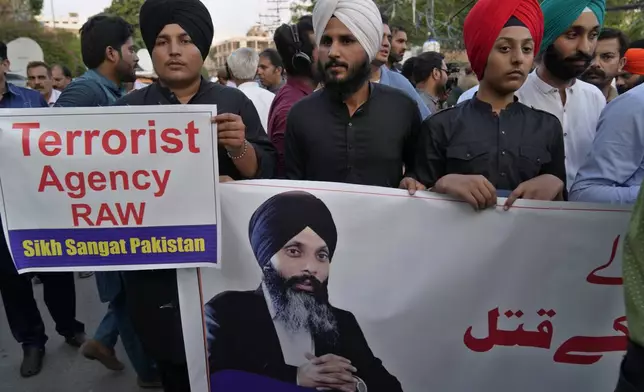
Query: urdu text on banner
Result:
<box><xmin>0</xmin><ymin>106</ymin><xmax>221</xmax><ymax>273</ymax></box>
<box><xmin>177</xmin><ymin>180</ymin><xmax>632</xmax><ymax>392</ymax></box>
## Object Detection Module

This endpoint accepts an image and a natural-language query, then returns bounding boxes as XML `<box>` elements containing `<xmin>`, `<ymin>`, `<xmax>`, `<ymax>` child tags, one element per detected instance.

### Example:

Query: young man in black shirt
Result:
<box><xmin>285</xmin><ymin>0</ymin><xmax>424</xmax><ymax>194</ymax></box>
<box><xmin>415</xmin><ymin>0</ymin><xmax>566</xmax><ymax>210</ymax></box>
<box><xmin>113</xmin><ymin>0</ymin><xmax>276</xmax><ymax>391</ymax></box>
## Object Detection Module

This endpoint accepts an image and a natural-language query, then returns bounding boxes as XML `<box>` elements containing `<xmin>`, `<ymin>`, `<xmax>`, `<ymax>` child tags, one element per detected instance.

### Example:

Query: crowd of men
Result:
<box><xmin>1</xmin><ymin>0</ymin><xmax>644</xmax><ymax>390</ymax></box>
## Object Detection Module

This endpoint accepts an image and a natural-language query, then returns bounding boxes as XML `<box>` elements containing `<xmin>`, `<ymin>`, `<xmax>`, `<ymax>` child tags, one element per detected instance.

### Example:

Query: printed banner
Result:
<box><xmin>0</xmin><ymin>106</ymin><xmax>220</xmax><ymax>273</ymax></box>
<box><xmin>178</xmin><ymin>180</ymin><xmax>632</xmax><ymax>392</ymax></box>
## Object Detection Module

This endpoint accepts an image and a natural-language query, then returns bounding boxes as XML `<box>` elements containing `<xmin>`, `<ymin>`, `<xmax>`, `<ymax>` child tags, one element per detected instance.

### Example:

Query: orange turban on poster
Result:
<box><xmin>463</xmin><ymin>0</ymin><xmax>544</xmax><ymax>80</ymax></box>
<box><xmin>624</xmin><ymin>49</ymin><xmax>644</xmax><ymax>76</ymax></box>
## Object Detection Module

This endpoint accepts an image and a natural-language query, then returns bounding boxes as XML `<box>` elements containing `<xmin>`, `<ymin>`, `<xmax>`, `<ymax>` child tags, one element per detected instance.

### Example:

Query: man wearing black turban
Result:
<box><xmin>115</xmin><ymin>1</ymin><xmax>277</xmax><ymax>391</ymax></box>
<box><xmin>205</xmin><ymin>191</ymin><xmax>402</xmax><ymax>392</ymax></box>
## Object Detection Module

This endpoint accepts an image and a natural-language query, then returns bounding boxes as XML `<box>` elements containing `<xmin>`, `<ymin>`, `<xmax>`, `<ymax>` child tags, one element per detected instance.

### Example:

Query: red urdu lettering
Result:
<box><xmin>38</xmin><ymin>165</ymin><xmax>64</xmax><ymax>193</ymax></box>
<box><xmin>553</xmin><ymin>316</ymin><xmax>628</xmax><ymax>365</ymax></box>
<box><xmin>586</xmin><ymin>235</ymin><xmax>623</xmax><ymax>285</ymax></box>
<box><xmin>464</xmin><ymin>308</ymin><xmax>555</xmax><ymax>353</ymax></box>
<box><xmin>14</xmin><ymin>122</ymin><xmax>40</xmax><ymax>156</ymax></box>
<box><xmin>39</xmin><ymin>131</ymin><xmax>62</xmax><ymax>156</ymax></box>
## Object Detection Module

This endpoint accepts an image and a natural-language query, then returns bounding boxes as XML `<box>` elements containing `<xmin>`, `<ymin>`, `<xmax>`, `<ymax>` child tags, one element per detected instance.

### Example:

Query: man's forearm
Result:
<box><xmin>231</xmin><ymin>141</ymin><xmax>259</xmax><ymax>178</ymax></box>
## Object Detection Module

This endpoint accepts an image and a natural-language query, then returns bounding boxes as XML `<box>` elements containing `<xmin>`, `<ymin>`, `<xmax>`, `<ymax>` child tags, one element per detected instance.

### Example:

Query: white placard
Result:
<box><xmin>0</xmin><ymin>106</ymin><xmax>221</xmax><ymax>272</ymax></box>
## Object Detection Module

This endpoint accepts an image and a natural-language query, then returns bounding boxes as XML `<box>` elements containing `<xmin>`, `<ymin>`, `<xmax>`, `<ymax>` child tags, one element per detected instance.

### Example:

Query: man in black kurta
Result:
<box><xmin>285</xmin><ymin>0</ymin><xmax>424</xmax><ymax>194</ymax></box>
<box><xmin>114</xmin><ymin>1</ymin><xmax>276</xmax><ymax>391</ymax></box>
<box><xmin>415</xmin><ymin>0</ymin><xmax>566</xmax><ymax>210</ymax></box>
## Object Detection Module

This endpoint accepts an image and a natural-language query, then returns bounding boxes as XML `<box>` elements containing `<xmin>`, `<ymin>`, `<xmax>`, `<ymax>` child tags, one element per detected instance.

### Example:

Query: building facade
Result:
<box><xmin>209</xmin><ymin>26</ymin><xmax>275</xmax><ymax>71</ymax></box>
<box><xmin>36</xmin><ymin>13</ymin><xmax>84</xmax><ymax>34</ymax></box>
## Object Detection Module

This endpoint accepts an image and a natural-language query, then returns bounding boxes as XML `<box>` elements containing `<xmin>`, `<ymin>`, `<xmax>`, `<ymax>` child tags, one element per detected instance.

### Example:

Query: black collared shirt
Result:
<box><xmin>284</xmin><ymin>83</ymin><xmax>420</xmax><ymax>188</ymax></box>
<box><xmin>415</xmin><ymin>96</ymin><xmax>566</xmax><ymax>192</ymax></box>
<box><xmin>114</xmin><ymin>79</ymin><xmax>277</xmax><ymax>180</ymax></box>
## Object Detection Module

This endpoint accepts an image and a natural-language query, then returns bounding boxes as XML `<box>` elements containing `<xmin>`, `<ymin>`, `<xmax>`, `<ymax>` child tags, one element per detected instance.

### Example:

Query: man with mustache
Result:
<box><xmin>515</xmin><ymin>0</ymin><xmax>606</xmax><ymax>190</ymax></box>
<box><xmin>26</xmin><ymin>61</ymin><xmax>60</xmax><ymax>106</ymax></box>
<box><xmin>411</xmin><ymin>51</ymin><xmax>449</xmax><ymax>113</ymax></box>
<box><xmin>580</xmin><ymin>28</ymin><xmax>629</xmax><ymax>102</ymax></box>
<box><xmin>387</xmin><ymin>26</ymin><xmax>407</xmax><ymax>72</ymax></box>
<box><xmin>370</xmin><ymin>13</ymin><xmax>431</xmax><ymax>119</ymax></box>
<box><xmin>284</xmin><ymin>0</ymin><xmax>425</xmax><ymax>195</ymax></box>
<box><xmin>51</xmin><ymin>64</ymin><xmax>72</xmax><ymax>91</ymax></box>
<box><xmin>617</xmin><ymin>40</ymin><xmax>644</xmax><ymax>94</ymax></box>
<box><xmin>205</xmin><ymin>191</ymin><xmax>402</xmax><ymax>392</ymax></box>
<box><xmin>415</xmin><ymin>0</ymin><xmax>566</xmax><ymax>211</ymax></box>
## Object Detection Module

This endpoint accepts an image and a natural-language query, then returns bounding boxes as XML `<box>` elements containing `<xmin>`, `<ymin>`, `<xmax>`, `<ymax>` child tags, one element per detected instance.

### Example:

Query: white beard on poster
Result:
<box><xmin>178</xmin><ymin>180</ymin><xmax>630</xmax><ymax>392</ymax></box>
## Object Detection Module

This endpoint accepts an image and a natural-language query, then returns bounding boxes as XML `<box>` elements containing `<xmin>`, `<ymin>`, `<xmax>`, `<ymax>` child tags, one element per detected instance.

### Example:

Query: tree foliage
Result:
<box><xmin>29</xmin><ymin>0</ymin><xmax>43</xmax><ymax>15</ymax></box>
<box><xmin>289</xmin><ymin>0</ymin><xmax>644</xmax><ymax>50</ymax></box>
<box><xmin>0</xmin><ymin>21</ymin><xmax>85</xmax><ymax>76</ymax></box>
<box><xmin>104</xmin><ymin>0</ymin><xmax>146</xmax><ymax>49</ymax></box>
<box><xmin>605</xmin><ymin>0</ymin><xmax>644</xmax><ymax>40</ymax></box>
<box><xmin>290</xmin><ymin>0</ymin><xmax>315</xmax><ymax>23</ymax></box>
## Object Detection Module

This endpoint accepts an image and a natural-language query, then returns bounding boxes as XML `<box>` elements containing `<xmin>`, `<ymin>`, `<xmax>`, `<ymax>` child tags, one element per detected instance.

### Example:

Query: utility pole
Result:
<box><xmin>259</xmin><ymin>0</ymin><xmax>289</xmax><ymax>35</ymax></box>
<box><xmin>50</xmin><ymin>0</ymin><xmax>56</xmax><ymax>28</ymax></box>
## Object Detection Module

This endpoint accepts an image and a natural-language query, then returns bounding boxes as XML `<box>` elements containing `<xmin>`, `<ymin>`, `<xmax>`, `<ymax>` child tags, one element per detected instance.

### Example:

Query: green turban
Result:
<box><xmin>539</xmin><ymin>0</ymin><xmax>606</xmax><ymax>53</ymax></box>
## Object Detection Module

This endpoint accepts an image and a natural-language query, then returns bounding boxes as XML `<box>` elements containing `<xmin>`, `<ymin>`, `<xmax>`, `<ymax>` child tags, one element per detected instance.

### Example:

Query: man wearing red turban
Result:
<box><xmin>463</xmin><ymin>0</ymin><xmax>543</xmax><ymax>81</ymax></box>
<box><xmin>415</xmin><ymin>0</ymin><xmax>566</xmax><ymax>211</ymax></box>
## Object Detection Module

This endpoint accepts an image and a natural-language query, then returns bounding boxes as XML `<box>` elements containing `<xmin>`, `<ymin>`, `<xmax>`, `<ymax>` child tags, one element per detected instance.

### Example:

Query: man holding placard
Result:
<box><xmin>112</xmin><ymin>0</ymin><xmax>277</xmax><ymax>390</ymax></box>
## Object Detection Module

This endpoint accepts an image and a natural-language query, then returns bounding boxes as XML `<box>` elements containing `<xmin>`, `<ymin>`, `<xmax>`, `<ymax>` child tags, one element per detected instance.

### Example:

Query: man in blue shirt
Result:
<box><xmin>370</xmin><ymin>14</ymin><xmax>431</xmax><ymax>120</ymax></box>
<box><xmin>570</xmin><ymin>83</ymin><xmax>644</xmax><ymax>204</ymax></box>
<box><xmin>54</xmin><ymin>15</ymin><xmax>160</xmax><ymax>389</ymax></box>
<box><xmin>0</xmin><ymin>41</ymin><xmax>86</xmax><ymax>379</ymax></box>
<box><xmin>55</xmin><ymin>16</ymin><xmax>138</xmax><ymax>108</ymax></box>
<box><xmin>0</xmin><ymin>42</ymin><xmax>48</xmax><ymax>108</ymax></box>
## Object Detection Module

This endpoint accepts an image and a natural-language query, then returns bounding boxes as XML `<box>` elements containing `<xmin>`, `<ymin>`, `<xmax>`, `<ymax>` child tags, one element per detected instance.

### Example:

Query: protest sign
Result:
<box><xmin>0</xmin><ymin>106</ymin><xmax>220</xmax><ymax>273</ymax></box>
<box><xmin>178</xmin><ymin>180</ymin><xmax>631</xmax><ymax>392</ymax></box>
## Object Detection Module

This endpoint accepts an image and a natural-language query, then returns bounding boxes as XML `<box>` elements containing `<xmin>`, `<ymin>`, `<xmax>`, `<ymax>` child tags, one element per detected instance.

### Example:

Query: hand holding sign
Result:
<box><xmin>433</xmin><ymin>174</ymin><xmax>497</xmax><ymax>211</ymax></box>
<box><xmin>213</xmin><ymin>113</ymin><xmax>246</xmax><ymax>154</ymax></box>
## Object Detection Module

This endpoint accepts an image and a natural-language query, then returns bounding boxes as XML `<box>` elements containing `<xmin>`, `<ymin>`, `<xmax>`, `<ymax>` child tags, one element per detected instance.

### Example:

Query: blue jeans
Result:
<box><xmin>94</xmin><ymin>291</ymin><xmax>158</xmax><ymax>382</ymax></box>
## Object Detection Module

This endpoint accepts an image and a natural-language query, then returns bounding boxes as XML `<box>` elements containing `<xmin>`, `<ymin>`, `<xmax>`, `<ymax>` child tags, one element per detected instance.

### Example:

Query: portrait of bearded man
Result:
<box><xmin>204</xmin><ymin>191</ymin><xmax>402</xmax><ymax>392</ymax></box>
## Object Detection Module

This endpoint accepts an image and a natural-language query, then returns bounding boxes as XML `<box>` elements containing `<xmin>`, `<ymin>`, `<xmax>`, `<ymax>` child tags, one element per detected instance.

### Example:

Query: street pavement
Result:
<box><xmin>0</xmin><ymin>274</ymin><xmax>146</xmax><ymax>392</ymax></box>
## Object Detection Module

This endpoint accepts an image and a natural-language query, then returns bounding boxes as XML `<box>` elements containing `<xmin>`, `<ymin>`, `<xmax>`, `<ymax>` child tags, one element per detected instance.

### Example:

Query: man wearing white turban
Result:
<box><xmin>312</xmin><ymin>0</ymin><xmax>383</xmax><ymax>62</ymax></box>
<box><xmin>284</xmin><ymin>0</ymin><xmax>426</xmax><ymax>195</ymax></box>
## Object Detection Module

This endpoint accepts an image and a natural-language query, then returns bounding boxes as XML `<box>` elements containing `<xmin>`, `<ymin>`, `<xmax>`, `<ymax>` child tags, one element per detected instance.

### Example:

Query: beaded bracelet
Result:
<box><xmin>227</xmin><ymin>140</ymin><xmax>248</xmax><ymax>160</ymax></box>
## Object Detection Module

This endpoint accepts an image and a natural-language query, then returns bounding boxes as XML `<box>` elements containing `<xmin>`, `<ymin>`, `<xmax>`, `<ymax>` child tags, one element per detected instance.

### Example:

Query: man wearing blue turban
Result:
<box><xmin>204</xmin><ymin>191</ymin><xmax>402</xmax><ymax>392</ymax></box>
<box><xmin>540</xmin><ymin>0</ymin><xmax>606</xmax><ymax>54</ymax></box>
<box><xmin>513</xmin><ymin>0</ymin><xmax>607</xmax><ymax>191</ymax></box>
